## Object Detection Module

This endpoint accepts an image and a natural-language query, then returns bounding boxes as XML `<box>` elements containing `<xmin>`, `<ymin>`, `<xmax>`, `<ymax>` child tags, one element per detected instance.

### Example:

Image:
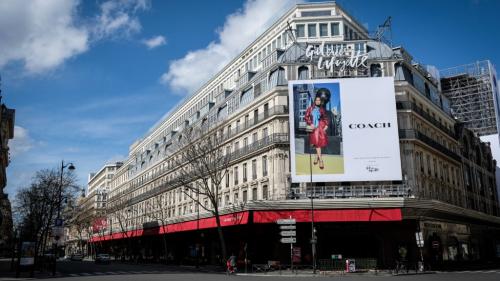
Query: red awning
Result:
<box><xmin>90</xmin><ymin>208</ymin><xmax>402</xmax><ymax>242</ymax></box>
<box><xmin>253</xmin><ymin>208</ymin><xmax>402</xmax><ymax>223</ymax></box>
<box><xmin>90</xmin><ymin>211</ymin><xmax>249</xmax><ymax>242</ymax></box>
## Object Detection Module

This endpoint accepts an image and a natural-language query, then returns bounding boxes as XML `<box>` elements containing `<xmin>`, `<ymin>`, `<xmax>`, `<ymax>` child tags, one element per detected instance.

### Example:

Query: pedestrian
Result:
<box><xmin>227</xmin><ymin>254</ymin><xmax>237</xmax><ymax>274</ymax></box>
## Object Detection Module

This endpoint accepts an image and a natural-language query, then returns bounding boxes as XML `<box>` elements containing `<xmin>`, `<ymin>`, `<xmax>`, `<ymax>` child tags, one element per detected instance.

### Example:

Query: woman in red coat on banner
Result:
<box><xmin>305</xmin><ymin>96</ymin><xmax>329</xmax><ymax>169</ymax></box>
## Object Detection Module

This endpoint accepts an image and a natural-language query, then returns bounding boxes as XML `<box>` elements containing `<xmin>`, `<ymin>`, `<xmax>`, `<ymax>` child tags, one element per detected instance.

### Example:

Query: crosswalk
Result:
<box><xmin>64</xmin><ymin>270</ymin><xmax>165</xmax><ymax>277</ymax></box>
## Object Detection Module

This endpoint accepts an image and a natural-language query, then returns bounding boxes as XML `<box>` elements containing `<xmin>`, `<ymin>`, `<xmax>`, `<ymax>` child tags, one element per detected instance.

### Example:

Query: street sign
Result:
<box><xmin>280</xmin><ymin>225</ymin><xmax>296</xmax><ymax>230</ymax></box>
<box><xmin>331</xmin><ymin>254</ymin><xmax>342</xmax><ymax>260</ymax></box>
<box><xmin>280</xmin><ymin>231</ymin><xmax>296</xmax><ymax>237</ymax></box>
<box><xmin>281</xmin><ymin>237</ymin><xmax>297</xmax><ymax>243</ymax></box>
<box><xmin>277</xmin><ymin>219</ymin><xmax>296</xmax><ymax>225</ymax></box>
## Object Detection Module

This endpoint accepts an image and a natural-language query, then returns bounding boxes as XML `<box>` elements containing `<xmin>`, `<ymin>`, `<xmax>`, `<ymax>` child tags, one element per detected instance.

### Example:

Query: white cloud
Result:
<box><xmin>9</xmin><ymin>126</ymin><xmax>35</xmax><ymax>157</ymax></box>
<box><xmin>160</xmin><ymin>0</ymin><xmax>301</xmax><ymax>94</ymax></box>
<box><xmin>92</xmin><ymin>0</ymin><xmax>149</xmax><ymax>40</ymax></box>
<box><xmin>142</xmin><ymin>35</ymin><xmax>166</xmax><ymax>49</ymax></box>
<box><xmin>0</xmin><ymin>0</ymin><xmax>149</xmax><ymax>74</ymax></box>
<box><xmin>0</xmin><ymin>0</ymin><xmax>88</xmax><ymax>73</ymax></box>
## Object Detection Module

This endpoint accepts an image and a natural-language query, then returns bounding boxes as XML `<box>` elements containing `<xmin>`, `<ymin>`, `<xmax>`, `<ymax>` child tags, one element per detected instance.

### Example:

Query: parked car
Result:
<box><xmin>70</xmin><ymin>253</ymin><xmax>84</xmax><ymax>261</ymax></box>
<box><xmin>95</xmin><ymin>254</ymin><xmax>110</xmax><ymax>264</ymax></box>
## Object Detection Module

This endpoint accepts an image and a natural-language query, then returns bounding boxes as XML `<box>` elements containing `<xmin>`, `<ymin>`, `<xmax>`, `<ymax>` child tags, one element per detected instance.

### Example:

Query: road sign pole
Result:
<box><xmin>290</xmin><ymin>242</ymin><xmax>293</xmax><ymax>272</ymax></box>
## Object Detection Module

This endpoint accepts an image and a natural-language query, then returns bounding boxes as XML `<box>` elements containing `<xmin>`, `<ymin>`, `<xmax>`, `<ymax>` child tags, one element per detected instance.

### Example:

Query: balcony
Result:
<box><xmin>221</xmin><ymin>105</ymin><xmax>287</xmax><ymax>140</ymax></box>
<box><xmin>126</xmin><ymin>133</ymin><xmax>289</xmax><ymax>206</ymax></box>
<box><xmin>396</xmin><ymin>101</ymin><xmax>456</xmax><ymax>139</ymax></box>
<box><xmin>236</xmin><ymin>71</ymin><xmax>256</xmax><ymax>89</ymax></box>
<box><xmin>399</xmin><ymin>129</ymin><xmax>461</xmax><ymax>162</ymax></box>
<box><xmin>261</xmin><ymin>49</ymin><xmax>284</xmax><ymax>69</ymax></box>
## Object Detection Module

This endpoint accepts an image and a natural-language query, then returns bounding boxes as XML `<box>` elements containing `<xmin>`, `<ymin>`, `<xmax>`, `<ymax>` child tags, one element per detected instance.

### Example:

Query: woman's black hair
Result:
<box><xmin>315</xmin><ymin>88</ymin><xmax>331</xmax><ymax>104</ymax></box>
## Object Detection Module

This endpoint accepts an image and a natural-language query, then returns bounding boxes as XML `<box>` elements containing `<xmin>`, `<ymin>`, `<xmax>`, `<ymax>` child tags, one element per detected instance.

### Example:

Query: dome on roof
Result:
<box><xmin>278</xmin><ymin>43</ymin><xmax>309</xmax><ymax>64</ymax></box>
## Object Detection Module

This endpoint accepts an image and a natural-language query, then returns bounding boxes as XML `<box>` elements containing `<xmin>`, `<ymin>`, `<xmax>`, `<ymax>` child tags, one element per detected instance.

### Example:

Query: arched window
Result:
<box><xmin>298</xmin><ymin>66</ymin><xmax>309</xmax><ymax>80</ymax></box>
<box><xmin>217</xmin><ymin>104</ymin><xmax>228</xmax><ymax>121</ymax></box>
<box><xmin>269</xmin><ymin>67</ymin><xmax>287</xmax><ymax>87</ymax></box>
<box><xmin>240</xmin><ymin>87</ymin><xmax>254</xmax><ymax>107</ymax></box>
<box><xmin>370</xmin><ymin>63</ymin><xmax>382</xmax><ymax>77</ymax></box>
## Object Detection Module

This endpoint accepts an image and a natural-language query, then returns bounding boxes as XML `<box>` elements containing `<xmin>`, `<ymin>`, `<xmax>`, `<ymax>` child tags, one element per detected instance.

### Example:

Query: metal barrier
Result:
<box><xmin>318</xmin><ymin>258</ymin><xmax>377</xmax><ymax>271</ymax></box>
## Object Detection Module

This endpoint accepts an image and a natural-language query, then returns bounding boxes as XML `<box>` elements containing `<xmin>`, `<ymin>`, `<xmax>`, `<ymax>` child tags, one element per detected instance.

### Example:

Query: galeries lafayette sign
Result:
<box><xmin>305</xmin><ymin>42</ymin><xmax>368</xmax><ymax>72</ymax></box>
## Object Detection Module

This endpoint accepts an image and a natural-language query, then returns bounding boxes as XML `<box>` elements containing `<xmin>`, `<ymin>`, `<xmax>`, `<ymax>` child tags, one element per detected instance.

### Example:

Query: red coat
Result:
<box><xmin>305</xmin><ymin>105</ymin><xmax>329</xmax><ymax>148</ymax></box>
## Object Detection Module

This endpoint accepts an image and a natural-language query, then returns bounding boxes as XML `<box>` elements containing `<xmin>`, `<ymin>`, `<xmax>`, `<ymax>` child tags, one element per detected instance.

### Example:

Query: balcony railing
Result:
<box><xmin>397</xmin><ymin>101</ymin><xmax>456</xmax><ymax>139</ymax></box>
<box><xmin>126</xmin><ymin>133</ymin><xmax>289</xmax><ymax>206</ymax></box>
<box><xmin>222</xmin><ymin>106</ymin><xmax>287</xmax><ymax>140</ymax></box>
<box><xmin>114</xmin><ymin>106</ymin><xmax>289</xmax><ymax>200</ymax></box>
<box><xmin>289</xmin><ymin>184</ymin><xmax>409</xmax><ymax>199</ymax></box>
<box><xmin>236</xmin><ymin>71</ymin><xmax>256</xmax><ymax>89</ymax></box>
<box><xmin>399</xmin><ymin>129</ymin><xmax>461</xmax><ymax>162</ymax></box>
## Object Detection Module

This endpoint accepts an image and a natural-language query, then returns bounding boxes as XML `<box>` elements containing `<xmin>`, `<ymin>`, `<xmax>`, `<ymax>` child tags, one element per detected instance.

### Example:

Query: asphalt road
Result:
<box><xmin>4</xmin><ymin>260</ymin><xmax>500</xmax><ymax>280</ymax></box>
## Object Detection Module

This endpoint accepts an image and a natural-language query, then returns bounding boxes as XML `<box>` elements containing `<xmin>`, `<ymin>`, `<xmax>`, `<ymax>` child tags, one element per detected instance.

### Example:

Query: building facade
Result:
<box><xmin>0</xmin><ymin>92</ymin><xmax>15</xmax><ymax>256</ymax></box>
<box><xmin>65</xmin><ymin>162</ymin><xmax>123</xmax><ymax>256</ymax></box>
<box><xmin>90</xmin><ymin>2</ymin><xmax>500</xmax><ymax>268</ymax></box>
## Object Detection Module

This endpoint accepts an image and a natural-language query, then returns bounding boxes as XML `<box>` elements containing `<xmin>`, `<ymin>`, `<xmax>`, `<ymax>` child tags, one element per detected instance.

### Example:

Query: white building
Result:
<box><xmin>91</xmin><ymin>2</ymin><xmax>500</xmax><ymax>267</ymax></box>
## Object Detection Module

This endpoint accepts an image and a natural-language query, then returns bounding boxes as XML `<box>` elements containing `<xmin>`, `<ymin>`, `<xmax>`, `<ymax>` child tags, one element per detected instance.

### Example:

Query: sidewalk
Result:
<box><xmin>0</xmin><ymin>258</ymin><xmax>60</xmax><ymax>280</ymax></box>
<box><xmin>237</xmin><ymin>269</ymin><xmax>436</xmax><ymax>277</ymax></box>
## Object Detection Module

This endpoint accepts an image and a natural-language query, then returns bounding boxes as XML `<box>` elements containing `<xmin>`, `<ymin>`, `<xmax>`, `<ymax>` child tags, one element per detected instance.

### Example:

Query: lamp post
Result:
<box><xmin>53</xmin><ymin>160</ymin><xmax>75</xmax><ymax>276</ymax></box>
<box><xmin>309</xmin><ymin>150</ymin><xmax>317</xmax><ymax>274</ymax></box>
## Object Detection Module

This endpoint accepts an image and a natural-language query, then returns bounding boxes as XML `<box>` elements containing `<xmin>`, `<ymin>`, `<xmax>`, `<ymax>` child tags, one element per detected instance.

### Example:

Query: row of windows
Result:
<box><xmin>296</xmin><ymin>22</ymin><xmax>340</xmax><ymax>38</ymax></box>
<box><xmin>130</xmin><ymin>38</ymin><xmax>287</xmax><ymax>178</ymax></box>
<box><xmin>135</xmin><ymin>30</ymin><xmax>292</xmax><ymax>163</ymax></box>
<box><xmin>414</xmin><ymin>150</ymin><xmax>459</xmax><ymax>185</ymax></box>
<box><xmin>113</xmin><ymin>101</ymin><xmax>281</xmax><ymax>203</ymax></box>
<box><xmin>296</xmin><ymin>21</ymin><xmax>364</xmax><ymax>41</ymax></box>
<box><xmin>110</xmin><ymin>183</ymin><xmax>270</xmax><ymax>230</ymax></box>
<box><xmin>229</xmin><ymin>155</ymin><xmax>268</xmax><ymax>186</ymax></box>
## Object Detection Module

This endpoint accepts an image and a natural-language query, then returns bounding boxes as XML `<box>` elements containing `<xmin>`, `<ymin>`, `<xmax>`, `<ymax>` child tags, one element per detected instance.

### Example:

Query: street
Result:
<box><xmin>4</xmin><ymin>260</ymin><xmax>500</xmax><ymax>281</ymax></box>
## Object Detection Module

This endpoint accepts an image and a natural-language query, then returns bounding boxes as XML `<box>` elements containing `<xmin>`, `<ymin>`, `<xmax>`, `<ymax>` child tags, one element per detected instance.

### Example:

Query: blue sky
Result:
<box><xmin>1</xmin><ymin>0</ymin><xmax>499</xmax><ymax>196</ymax></box>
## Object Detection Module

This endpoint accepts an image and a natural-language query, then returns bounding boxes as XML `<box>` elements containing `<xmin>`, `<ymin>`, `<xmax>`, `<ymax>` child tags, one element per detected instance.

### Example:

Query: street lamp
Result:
<box><xmin>53</xmin><ymin>160</ymin><xmax>75</xmax><ymax>276</ymax></box>
<box><xmin>57</xmin><ymin>161</ymin><xmax>76</xmax><ymax>219</ymax></box>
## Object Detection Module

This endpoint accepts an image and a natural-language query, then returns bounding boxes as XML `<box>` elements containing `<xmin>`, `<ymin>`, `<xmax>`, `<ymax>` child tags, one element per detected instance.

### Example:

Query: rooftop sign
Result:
<box><xmin>305</xmin><ymin>41</ymin><xmax>368</xmax><ymax>73</ymax></box>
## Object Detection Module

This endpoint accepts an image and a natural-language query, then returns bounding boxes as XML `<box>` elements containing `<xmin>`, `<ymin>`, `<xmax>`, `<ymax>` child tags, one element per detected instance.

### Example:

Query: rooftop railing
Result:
<box><xmin>289</xmin><ymin>184</ymin><xmax>409</xmax><ymax>199</ymax></box>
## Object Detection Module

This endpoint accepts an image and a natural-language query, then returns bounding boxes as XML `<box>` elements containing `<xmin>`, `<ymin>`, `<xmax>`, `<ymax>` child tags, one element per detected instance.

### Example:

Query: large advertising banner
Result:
<box><xmin>289</xmin><ymin>77</ymin><xmax>402</xmax><ymax>182</ymax></box>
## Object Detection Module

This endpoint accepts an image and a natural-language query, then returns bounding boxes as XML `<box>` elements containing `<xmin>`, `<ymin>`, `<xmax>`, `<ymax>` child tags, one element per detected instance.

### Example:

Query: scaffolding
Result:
<box><xmin>440</xmin><ymin>60</ymin><xmax>498</xmax><ymax>136</ymax></box>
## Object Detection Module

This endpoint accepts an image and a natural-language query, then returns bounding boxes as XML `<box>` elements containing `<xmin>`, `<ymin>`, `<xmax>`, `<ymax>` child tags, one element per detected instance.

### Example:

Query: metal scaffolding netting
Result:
<box><xmin>440</xmin><ymin>60</ymin><xmax>498</xmax><ymax>136</ymax></box>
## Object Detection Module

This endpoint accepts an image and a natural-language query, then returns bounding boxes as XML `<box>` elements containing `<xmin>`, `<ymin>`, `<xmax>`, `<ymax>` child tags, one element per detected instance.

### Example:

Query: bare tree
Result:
<box><xmin>106</xmin><ymin>197</ymin><xmax>134</xmax><ymax>260</ymax></box>
<box><xmin>14</xmin><ymin>168</ymin><xmax>79</xmax><ymax>262</ymax></box>
<box><xmin>66</xmin><ymin>205</ymin><xmax>90</xmax><ymax>255</ymax></box>
<box><xmin>173</xmin><ymin>126</ymin><xmax>232</xmax><ymax>261</ymax></box>
<box><xmin>148</xmin><ymin>195</ymin><xmax>170</xmax><ymax>264</ymax></box>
